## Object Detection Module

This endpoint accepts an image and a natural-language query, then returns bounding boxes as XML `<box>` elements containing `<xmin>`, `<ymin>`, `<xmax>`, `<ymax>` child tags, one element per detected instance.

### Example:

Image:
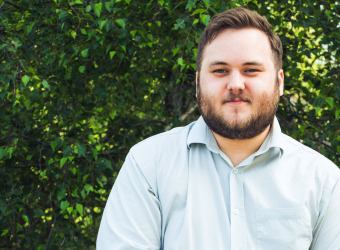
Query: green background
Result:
<box><xmin>0</xmin><ymin>0</ymin><xmax>339</xmax><ymax>248</ymax></box>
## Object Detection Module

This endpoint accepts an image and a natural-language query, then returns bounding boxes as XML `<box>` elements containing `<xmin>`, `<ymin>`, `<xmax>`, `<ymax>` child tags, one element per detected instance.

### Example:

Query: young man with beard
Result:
<box><xmin>97</xmin><ymin>8</ymin><xmax>340</xmax><ymax>250</ymax></box>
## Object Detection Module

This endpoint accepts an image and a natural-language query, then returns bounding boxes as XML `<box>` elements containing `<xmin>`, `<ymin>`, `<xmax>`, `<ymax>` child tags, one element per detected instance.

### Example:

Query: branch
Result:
<box><xmin>13</xmin><ymin>164</ymin><xmax>48</xmax><ymax>168</ymax></box>
<box><xmin>3</xmin><ymin>0</ymin><xmax>24</xmax><ymax>9</ymax></box>
<box><xmin>0</xmin><ymin>135</ymin><xmax>46</xmax><ymax>145</ymax></box>
<box><xmin>44</xmin><ymin>219</ymin><xmax>55</xmax><ymax>250</ymax></box>
<box><xmin>320</xmin><ymin>141</ymin><xmax>339</xmax><ymax>155</ymax></box>
<box><xmin>165</xmin><ymin>103</ymin><xmax>198</xmax><ymax>131</ymax></box>
<box><xmin>179</xmin><ymin>103</ymin><xmax>198</xmax><ymax>122</ymax></box>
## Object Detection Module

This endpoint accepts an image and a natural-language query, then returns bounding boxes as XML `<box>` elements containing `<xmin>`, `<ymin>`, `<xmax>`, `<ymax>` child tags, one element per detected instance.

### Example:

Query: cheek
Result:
<box><xmin>200</xmin><ymin>78</ymin><xmax>225</xmax><ymax>98</ymax></box>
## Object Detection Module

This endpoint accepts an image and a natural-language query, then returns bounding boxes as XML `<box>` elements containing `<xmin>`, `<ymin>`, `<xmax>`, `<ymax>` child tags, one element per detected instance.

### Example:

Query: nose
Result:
<box><xmin>227</xmin><ymin>71</ymin><xmax>245</xmax><ymax>92</ymax></box>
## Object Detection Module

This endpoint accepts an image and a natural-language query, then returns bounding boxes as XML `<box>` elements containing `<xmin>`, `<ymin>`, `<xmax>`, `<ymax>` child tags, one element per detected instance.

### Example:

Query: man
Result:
<box><xmin>97</xmin><ymin>8</ymin><xmax>340</xmax><ymax>250</ymax></box>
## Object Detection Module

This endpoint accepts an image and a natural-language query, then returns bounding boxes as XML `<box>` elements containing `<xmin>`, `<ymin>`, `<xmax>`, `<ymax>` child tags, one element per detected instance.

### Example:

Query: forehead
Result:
<box><xmin>202</xmin><ymin>28</ymin><xmax>274</xmax><ymax>68</ymax></box>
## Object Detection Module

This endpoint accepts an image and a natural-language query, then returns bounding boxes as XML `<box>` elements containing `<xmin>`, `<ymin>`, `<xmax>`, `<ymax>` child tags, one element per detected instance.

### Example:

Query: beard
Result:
<box><xmin>197</xmin><ymin>81</ymin><xmax>280</xmax><ymax>140</ymax></box>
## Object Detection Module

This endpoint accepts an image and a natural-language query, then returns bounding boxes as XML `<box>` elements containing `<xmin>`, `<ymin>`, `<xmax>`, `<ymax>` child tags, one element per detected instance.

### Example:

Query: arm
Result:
<box><xmin>310</xmin><ymin>177</ymin><xmax>340</xmax><ymax>250</ymax></box>
<box><xmin>97</xmin><ymin>152</ymin><xmax>161</xmax><ymax>250</ymax></box>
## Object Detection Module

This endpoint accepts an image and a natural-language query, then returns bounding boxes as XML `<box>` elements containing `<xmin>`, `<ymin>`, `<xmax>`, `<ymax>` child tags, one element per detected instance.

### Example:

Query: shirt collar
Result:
<box><xmin>254</xmin><ymin>116</ymin><xmax>285</xmax><ymax>158</ymax></box>
<box><xmin>187</xmin><ymin>116</ymin><xmax>287</xmax><ymax>157</ymax></box>
<box><xmin>187</xmin><ymin>116</ymin><xmax>220</xmax><ymax>153</ymax></box>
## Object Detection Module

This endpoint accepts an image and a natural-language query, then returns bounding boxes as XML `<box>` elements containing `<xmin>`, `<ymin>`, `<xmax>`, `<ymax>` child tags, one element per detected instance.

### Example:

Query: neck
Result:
<box><xmin>213</xmin><ymin>125</ymin><xmax>271</xmax><ymax>167</ymax></box>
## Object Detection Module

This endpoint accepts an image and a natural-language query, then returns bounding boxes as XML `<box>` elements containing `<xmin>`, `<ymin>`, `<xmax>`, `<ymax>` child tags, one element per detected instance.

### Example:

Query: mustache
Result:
<box><xmin>222</xmin><ymin>93</ymin><xmax>252</xmax><ymax>103</ymax></box>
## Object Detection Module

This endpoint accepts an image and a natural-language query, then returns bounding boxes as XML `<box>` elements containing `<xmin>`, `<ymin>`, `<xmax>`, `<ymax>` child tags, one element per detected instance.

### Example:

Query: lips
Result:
<box><xmin>222</xmin><ymin>94</ymin><xmax>251</xmax><ymax>103</ymax></box>
<box><xmin>228</xmin><ymin>98</ymin><xmax>245</xmax><ymax>102</ymax></box>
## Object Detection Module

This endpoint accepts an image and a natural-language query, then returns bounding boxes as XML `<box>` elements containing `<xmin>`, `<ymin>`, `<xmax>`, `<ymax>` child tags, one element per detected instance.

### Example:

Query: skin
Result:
<box><xmin>196</xmin><ymin>28</ymin><xmax>284</xmax><ymax>167</ymax></box>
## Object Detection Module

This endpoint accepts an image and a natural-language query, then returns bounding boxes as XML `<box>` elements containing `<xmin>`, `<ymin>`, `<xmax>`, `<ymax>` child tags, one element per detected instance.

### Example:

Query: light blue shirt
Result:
<box><xmin>97</xmin><ymin>116</ymin><xmax>340</xmax><ymax>250</ymax></box>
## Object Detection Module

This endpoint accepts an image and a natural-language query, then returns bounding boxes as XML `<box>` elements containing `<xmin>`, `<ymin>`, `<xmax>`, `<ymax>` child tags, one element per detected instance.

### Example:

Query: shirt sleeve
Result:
<box><xmin>310</xmin><ymin>176</ymin><xmax>340</xmax><ymax>250</ymax></box>
<box><xmin>96</xmin><ymin>151</ymin><xmax>161</xmax><ymax>250</ymax></box>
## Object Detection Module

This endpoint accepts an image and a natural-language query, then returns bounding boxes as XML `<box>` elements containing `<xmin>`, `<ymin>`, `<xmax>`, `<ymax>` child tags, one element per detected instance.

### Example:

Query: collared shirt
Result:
<box><xmin>97</xmin><ymin>116</ymin><xmax>340</xmax><ymax>250</ymax></box>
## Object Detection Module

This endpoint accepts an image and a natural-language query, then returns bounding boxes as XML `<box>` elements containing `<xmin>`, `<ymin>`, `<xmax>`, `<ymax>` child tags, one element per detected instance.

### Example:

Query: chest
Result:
<box><xmin>157</xmin><ymin>148</ymin><xmax>317</xmax><ymax>250</ymax></box>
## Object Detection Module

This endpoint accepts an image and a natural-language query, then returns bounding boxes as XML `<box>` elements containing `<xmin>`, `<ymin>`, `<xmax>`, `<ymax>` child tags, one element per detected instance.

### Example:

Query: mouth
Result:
<box><xmin>223</xmin><ymin>96</ymin><xmax>251</xmax><ymax>105</ymax></box>
<box><xmin>226</xmin><ymin>99</ymin><xmax>249</xmax><ymax>105</ymax></box>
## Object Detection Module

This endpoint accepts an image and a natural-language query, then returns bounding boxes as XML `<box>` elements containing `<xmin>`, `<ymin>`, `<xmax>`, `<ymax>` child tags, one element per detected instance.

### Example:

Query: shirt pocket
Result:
<box><xmin>256</xmin><ymin>208</ymin><xmax>312</xmax><ymax>250</ymax></box>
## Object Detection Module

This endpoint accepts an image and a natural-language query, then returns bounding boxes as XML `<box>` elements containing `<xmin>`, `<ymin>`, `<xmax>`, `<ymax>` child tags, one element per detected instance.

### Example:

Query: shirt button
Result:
<box><xmin>233</xmin><ymin>169</ymin><xmax>238</xmax><ymax>174</ymax></box>
<box><xmin>233</xmin><ymin>209</ymin><xmax>239</xmax><ymax>215</ymax></box>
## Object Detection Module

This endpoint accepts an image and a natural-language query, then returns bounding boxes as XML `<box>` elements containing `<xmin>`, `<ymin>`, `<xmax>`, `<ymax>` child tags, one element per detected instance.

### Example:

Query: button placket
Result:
<box><xmin>230</xmin><ymin>167</ymin><xmax>246</xmax><ymax>250</ymax></box>
<box><xmin>233</xmin><ymin>208</ymin><xmax>239</xmax><ymax>215</ymax></box>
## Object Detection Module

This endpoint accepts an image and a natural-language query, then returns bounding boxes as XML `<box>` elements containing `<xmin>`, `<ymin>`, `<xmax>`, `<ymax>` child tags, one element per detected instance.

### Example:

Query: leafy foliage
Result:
<box><xmin>0</xmin><ymin>0</ymin><xmax>338</xmax><ymax>248</ymax></box>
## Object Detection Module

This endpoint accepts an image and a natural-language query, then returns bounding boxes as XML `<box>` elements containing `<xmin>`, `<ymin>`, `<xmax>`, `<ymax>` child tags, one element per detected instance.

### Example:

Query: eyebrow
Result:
<box><xmin>209</xmin><ymin>61</ymin><xmax>229</xmax><ymax>68</ymax></box>
<box><xmin>243</xmin><ymin>61</ymin><xmax>264</xmax><ymax>66</ymax></box>
<box><xmin>208</xmin><ymin>61</ymin><xmax>264</xmax><ymax>68</ymax></box>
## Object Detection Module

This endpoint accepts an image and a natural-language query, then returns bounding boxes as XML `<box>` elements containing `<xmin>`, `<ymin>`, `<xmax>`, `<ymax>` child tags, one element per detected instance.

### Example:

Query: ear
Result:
<box><xmin>278</xmin><ymin>69</ymin><xmax>284</xmax><ymax>96</ymax></box>
<box><xmin>195</xmin><ymin>72</ymin><xmax>199</xmax><ymax>98</ymax></box>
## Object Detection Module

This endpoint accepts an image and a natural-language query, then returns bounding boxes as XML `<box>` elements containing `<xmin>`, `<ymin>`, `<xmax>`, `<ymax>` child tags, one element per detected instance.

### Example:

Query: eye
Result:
<box><xmin>213</xmin><ymin>69</ymin><xmax>228</xmax><ymax>74</ymax></box>
<box><xmin>245</xmin><ymin>69</ymin><xmax>260</xmax><ymax>73</ymax></box>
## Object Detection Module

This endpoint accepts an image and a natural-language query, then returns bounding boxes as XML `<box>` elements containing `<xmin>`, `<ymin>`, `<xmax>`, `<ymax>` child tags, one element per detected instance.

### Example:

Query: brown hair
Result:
<box><xmin>196</xmin><ymin>8</ymin><xmax>282</xmax><ymax>72</ymax></box>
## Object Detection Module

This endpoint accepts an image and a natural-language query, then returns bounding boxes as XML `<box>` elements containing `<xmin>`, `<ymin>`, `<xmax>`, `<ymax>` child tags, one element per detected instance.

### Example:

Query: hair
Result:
<box><xmin>196</xmin><ymin>8</ymin><xmax>282</xmax><ymax>73</ymax></box>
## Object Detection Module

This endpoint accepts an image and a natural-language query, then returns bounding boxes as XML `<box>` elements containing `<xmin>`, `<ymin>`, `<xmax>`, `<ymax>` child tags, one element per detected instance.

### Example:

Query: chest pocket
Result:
<box><xmin>256</xmin><ymin>208</ymin><xmax>312</xmax><ymax>250</ymax></box>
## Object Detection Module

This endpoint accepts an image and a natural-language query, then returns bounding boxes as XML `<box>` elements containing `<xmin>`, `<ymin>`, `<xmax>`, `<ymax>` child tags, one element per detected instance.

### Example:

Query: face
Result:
<box><xmin>197</xmin><ymin>28</ymin><xmax>284</xmax><ymax>140</ymax></box>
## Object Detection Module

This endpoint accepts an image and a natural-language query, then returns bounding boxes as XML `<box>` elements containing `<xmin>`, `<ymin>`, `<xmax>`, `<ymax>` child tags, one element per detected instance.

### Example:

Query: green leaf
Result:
<box><xmin>70</xmin><ymin>167</ymin><xmax>77</xmax><ymax>175</ymax></box>
<box><xmin>22</xmin><ymin>75</ymin><xmax>30</xmax><ymax>86</ymax></box>
<box><xmin>335</xmin><ymin>109</ymin><xmax>340</xmax><ymax>119</ymax></box>
<box><xmin>0</xmin><ymin>148</ymin><xmax>8</xmax><ymax>160</ymax></box>
<box><xmin>115</xmin><ymin>19</ymin><xmax>125</xmax><ymax>29</ymax></box>
<box><xmin>177</xmin><ymin>57</ymin><xmax>184</xmax><ymax>66</ymax></box>
<box><xmin>40</xmin><ymin>170</ymin><xmax>46</xmax><ymax>178</ymax></box>
<box><xmin>42</xmin><ymin>80</ymin><xmax>51</xmax><ymax>90</ymax></box>
<box><xmin>57</xmin><ymin>190</ymin><xmax>66</xmax><ymax>201</ymax></box>
<box><xmin>78</xmin><ymin>65</ymin><xmax>85</xmax><ymax>73</ymax></box>
<box><xmin>67</xmin><ymin>207</ymin><xmax>73</xmax><ymax>214</ymax></box>
<box><xmin>97</xmin><ymin>158</ymin><xmax>113</xmax><ymax>170</ymax></box>
<box><xmin>60</xmin><ymin>157</ymin><xmax>67</xmax><ymax>168</ymax></box>
<box><xmin>76</xmin><ymin>203</ymin><xmax>83</xmax><ymax>216</ymax></box>
<box><xmin>105</xmin><ymin>1</ymin><xmax>112</xmax><ymax>12</ymax></box>
<box><xmin>12</xmin><ymin>38</ymin><xmax>22</xmax><ymax>48</ymax></box>
<box><xmin>85</xmin><ymin>4</ymin><xmax>92</xmax><ymax>12</ymax></box>
<box><xmin>76</xmin><ymin>145</ymin><xmax>86</xmax><ymax>157</ymax></box>
<box><xmin>191</xmin><ymin>9</ymin><xmax>205</xmax><ymax>16</ymax></box>
<box><xmin>1</xmin><ymin>230</ymin><xmax>9</xmax><ymax>237</ymax></box>
<box><xmin>88</xmin><ymin>134</ymin><xmax>95</xmax><ymax>143</ymax></box>
<box><xmin>22</xmin><ymin>215</ymin><xmax>29</xmax><ymax>224</ymax></box>
<box><xmin>50</xmin><ymin>139</ymin><xmax>61</xmax><ymax>152</ymax></box>
<box><xmin>120</xmin><ymin>45</ymin><xmax>126</xmax><ymax>53</ymax></box>
<box><xmin>7</xmin><ymin>147</ymin><xmax>14</xmax><ymax>159</ymax></box>
<box><xmin>26</xmin><ymin>22</ymin><xmax>35</xmax><ymax>33</ymax></box>
<box><xmin>109</xmin><ymin>51</ymin><xmax>116</xmax><ymax>59</ymax></box>
<box><xmin>84</xmin><ymin>184</ymin><xmax>93</xmax><ymax>193</ymax></box>
<box><xmin>186</xmin><ymin>0</ymin><xmax>195</xmax><ymax>10</ymax></box>
<box><xmin>326</xmin><ymin>97</ymin><xmax>334</xmax><ymax>110</ymax></box>
<box><xmin>81</xmin><ymin>48</ymin><xmax>89</xmax><ymax>57</ymax></box>
<box><xmin>0</xmin><ymin>44</ymin><xmax>8</xmax><ymax>50</ymax></box>
<box><xmin>71</xmin><ymin>30</ymin><xmax>77</xmax><ymax>39</ymax></box>
<box><xmin>99</xmin><ymin>20</ymin><xmax>108</xmax><ymax>30</ymax></box>
<box><xmin>91</xmin><ymin>148</ymin><xmax>98</xmax><ymax>161</ymax></box>
<box><xmin>63</xmin><ymin>146</ymin><xmax>71</xmax><ymax>156</ymax></box>
<box><xmin>60</xmin><ymin>201</ymin><xmax>69</xmax><ymax>210</ymax></box>
<box><xmin>94</xmin><ymin>3</ymin><xmax>102</xmax><ymax>17</ymax></box>
<box><xmin>203</xmin><ymin>0</ymin><xmax>210</xmax><ymax>7</ymax></box>
<box><xmin>109</xmin><ymin>111</ymin><xmax>116</xmax><ymax>119</ymax></box>
<box><xmin>83</xmin><ymin>174</ymin><xmax>89</xmax><ymax>182</ymax></box>
<box><xmin>200</xmin><ymin>14</ymin><xmax>211</xmax><ymax>26</ymax></box>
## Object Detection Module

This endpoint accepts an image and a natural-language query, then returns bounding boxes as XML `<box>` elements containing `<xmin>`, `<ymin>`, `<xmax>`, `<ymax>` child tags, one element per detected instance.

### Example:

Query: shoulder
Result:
<box><xmin>125</xmin><ymin>121</ymin><xmax>196</xmax><ymax>186</ymax></box>
<box><xmin>281</xmin><ymin>133</ymin><xmax>336</xmax><ymax>164</ymax></box>
<box><xmin>130</xmin><ymin>121</ymin><xmax>195</xmax><ymax>160</ymax></box>
<box><xmin>280</xmin><ymin>133</ymin><xmax>340</xmax><ymax>186</ymax></box>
